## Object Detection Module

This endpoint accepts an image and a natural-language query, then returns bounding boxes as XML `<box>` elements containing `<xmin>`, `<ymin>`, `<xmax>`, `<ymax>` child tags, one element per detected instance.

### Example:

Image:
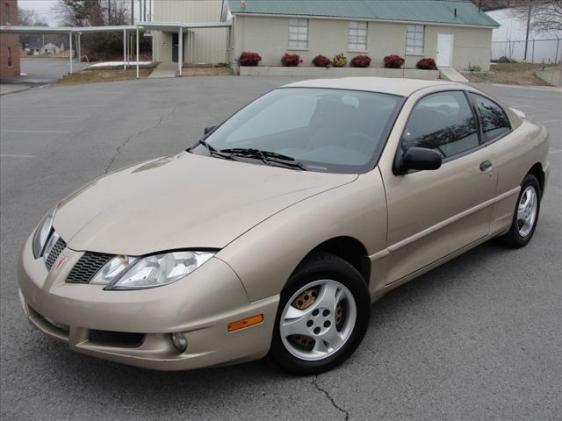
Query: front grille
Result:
<box><xmin>88</xmin><ymin>330</ymin><xmax>145</xmax><ymax>348</ymax></box>
<box><xmin>45</xmin><ymin>237</ymin><xmax>67</xmax><ymax>270</ymax></box>
<box><xmin>66</xmin><ymin>252</ymin><xmax>113</xmax><ymax>284</ymax></box>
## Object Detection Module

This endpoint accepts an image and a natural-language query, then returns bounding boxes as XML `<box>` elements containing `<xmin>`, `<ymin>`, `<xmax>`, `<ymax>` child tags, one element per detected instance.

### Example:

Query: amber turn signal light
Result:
<box><xmin>228</xmin><ymin>314</ymin><xmax>264</xmax><ymax>332</ymax></box>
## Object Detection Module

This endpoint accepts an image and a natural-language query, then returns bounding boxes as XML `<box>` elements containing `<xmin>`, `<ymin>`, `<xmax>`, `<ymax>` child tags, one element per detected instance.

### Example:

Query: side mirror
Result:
<box><xmin>204</xmin><ymin>125</ymin><xmax>217</xmax><ymax>136</ymax></box>
<box><xmin>395</xmin><ymin>147</ymin><xmax>442</xmax><ymax>175</ymax></box>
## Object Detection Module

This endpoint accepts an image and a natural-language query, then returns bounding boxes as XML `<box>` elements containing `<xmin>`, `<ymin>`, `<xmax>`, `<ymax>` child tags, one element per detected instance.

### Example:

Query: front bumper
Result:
<box><xmin>18</xmin><ymin>235</ymin><xmax>279</xmax><ymax>371</ymax></box>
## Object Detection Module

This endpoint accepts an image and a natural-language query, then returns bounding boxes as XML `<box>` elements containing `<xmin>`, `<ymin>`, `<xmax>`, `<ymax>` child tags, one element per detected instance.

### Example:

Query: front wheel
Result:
<box><xmin>270</xmin><ymin>252</ymin><xmax>370</xmax><ymax>375</ymax></box>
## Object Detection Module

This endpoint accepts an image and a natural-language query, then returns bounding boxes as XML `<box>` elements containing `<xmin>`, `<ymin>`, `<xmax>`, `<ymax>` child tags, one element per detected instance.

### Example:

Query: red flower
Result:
<box><xmin>312</xmin><ymin>55</ymin><xmax>331</xmax><ymax>68</ymax></box>
<box><xmin>281</xmin><ymin>53</ymin><xmax>301</xmax><ymax>67</ymax></box>
<box><xmin>383</xmin><ymin>54</ymin><xmax>405</xmax><ymax>69</ymax></box>
<box><xmin>350</xmin><ymin>55</ymin><xmax>372</xmax><ymax>68</ymax></box>
<box><xmin>239</xmin><ymin>51</ymin><xmax>261</xmax><ymax>66</ymax></box>
<box><xmin>416</xmin><ymin>58</ymin><xmax>437</xmax><ymax>70</ymax></box>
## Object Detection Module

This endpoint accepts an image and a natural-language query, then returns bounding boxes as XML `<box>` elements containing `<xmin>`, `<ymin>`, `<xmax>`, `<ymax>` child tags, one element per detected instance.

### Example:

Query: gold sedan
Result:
<box><xmin>19</xmin><ymin>78</ymin><xmax>549</xmax><ymax>374</ymax></box>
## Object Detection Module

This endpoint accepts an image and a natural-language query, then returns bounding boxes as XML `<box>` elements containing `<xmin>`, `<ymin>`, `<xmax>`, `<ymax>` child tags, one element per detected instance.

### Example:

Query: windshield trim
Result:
<box><xmin>190</xmin><ymin>87</ymin><xmax>407</xmax><ymax>174</ymax></box>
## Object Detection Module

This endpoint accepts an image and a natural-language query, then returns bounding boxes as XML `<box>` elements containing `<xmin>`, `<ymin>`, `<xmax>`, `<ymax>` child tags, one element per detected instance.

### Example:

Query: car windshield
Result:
<box><xmin>198</xmin><ymin>88</ymin><xmax>404</xmax><ymax>173</ymax></box>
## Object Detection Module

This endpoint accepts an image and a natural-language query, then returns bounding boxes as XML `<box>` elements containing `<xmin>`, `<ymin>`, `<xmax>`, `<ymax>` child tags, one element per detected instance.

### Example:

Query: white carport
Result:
<box><xmin>138</xmin><ymin>21</ymin><xmax>232</xmax><ymax>76</ymax></box>
<box><xmin>1</xmin><ymin>21</ymin><xmax>232</xmax><ymax>79</ymax></box>
<box><xmin>0</xmin><ymin>25</ymin><xmax>141</xmax><ymax>77</ymax></box>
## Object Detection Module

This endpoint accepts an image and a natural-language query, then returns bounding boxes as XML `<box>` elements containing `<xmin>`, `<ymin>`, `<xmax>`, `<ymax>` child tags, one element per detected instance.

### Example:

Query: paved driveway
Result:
<box><xmin>0</xmin><ymin>58</ymin><xmax>84</xmax><ymax>94</ymax></box>
<box><xmin>1</xmin><ymin>78</ymin><xmax>560</xmax><ymax>420</ymax></box>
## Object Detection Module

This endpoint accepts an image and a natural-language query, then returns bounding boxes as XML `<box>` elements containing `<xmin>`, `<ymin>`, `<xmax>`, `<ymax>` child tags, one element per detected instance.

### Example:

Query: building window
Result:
<box><xmin>348</xmin><ymin>21</ymin><xmax>368</xmax><ymax>51</ymax></box>
<box><xmin>288</xmin><ymin>18</ymin><xmax>308</xmax><ymax>50</ymax></box>
<box><xmin>7</xmin><ymin>47</ymin><xmax>12</xmax><ymax>67</ymax></box>
<box><xmin>406</xmin><ymin>24</ymin><xmax>425</xmax><ymax>55</ymax></box>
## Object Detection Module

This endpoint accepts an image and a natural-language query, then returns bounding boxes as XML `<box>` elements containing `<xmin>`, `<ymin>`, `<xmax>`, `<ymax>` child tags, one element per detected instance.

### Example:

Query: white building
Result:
<box><xmin>150</xmin><ymin>0</ymin><xmax>499</xmax><ymax>72</ymax></box>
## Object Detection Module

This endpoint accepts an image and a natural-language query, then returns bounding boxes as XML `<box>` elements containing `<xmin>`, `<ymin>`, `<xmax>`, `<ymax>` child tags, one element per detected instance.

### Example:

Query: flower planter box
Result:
<box><xmin>239</xmin><ymin>66</ymin><xmax>440</xmax><ymax>80</ymax></box>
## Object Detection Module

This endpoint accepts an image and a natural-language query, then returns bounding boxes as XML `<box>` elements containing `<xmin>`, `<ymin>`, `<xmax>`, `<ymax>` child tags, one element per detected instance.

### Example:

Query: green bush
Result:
<box><xmin>332</xmin><ymin>53</ymin><xmax>347</xmax><ymax>67</ymax></box>
<box><xmin>467</xmin><ymin>64</ymin><xmax>482</xmax><ymax>72</ymax></box>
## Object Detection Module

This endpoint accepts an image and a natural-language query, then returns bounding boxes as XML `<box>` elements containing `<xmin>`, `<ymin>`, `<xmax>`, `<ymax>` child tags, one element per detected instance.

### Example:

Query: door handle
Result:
<box><xmin>480</xmin><ymin>160</ymin><xmax>493</xmax><ymax>172</ymax></box>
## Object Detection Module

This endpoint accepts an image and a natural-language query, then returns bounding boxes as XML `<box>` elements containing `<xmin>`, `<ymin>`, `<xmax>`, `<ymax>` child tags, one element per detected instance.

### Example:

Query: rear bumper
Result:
<box><xmin>18</xmin><ymin>235</ymin><xmax>279</xmax><ymax>371</ymax></box>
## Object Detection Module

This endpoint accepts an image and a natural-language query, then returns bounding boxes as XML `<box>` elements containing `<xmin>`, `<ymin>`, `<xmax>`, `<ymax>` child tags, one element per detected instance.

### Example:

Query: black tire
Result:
<box><xmin>270</xmin><ymin>252</ymin><xmax>370</xmax><ymax>375</ymax></box>
<box><xmin>499</xmin><ymin>174</ymin><xmax>541</xmax><ymax>248</ymax></box>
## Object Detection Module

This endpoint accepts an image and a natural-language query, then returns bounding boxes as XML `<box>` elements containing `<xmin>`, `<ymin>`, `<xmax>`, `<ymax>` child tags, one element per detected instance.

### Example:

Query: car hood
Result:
<box><xmin>54</xmin><ymin>152</ymin><xmax>357</xmax><ymax>255</ymax></box>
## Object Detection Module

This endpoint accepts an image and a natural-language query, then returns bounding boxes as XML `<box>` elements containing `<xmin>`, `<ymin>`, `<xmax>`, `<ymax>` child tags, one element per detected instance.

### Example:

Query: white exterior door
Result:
<box><xmin>436</xmin><ymin>33</ymin><xmax>453</xmax><ymax>67</ymax></box>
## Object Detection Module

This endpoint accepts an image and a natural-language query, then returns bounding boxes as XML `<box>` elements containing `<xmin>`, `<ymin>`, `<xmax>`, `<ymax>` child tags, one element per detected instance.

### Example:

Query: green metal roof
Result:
<box><xmin>227</xmin><ymin>0</ymin><xmax>499</xmax><ymax>27</ymax></box>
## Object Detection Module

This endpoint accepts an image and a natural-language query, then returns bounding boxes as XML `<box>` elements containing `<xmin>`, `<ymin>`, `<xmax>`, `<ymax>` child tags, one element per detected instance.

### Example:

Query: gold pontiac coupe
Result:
<box><xmin>19</xmin><ymin>78</ymin><xmax>549</xmax><ymax>374</ymax></box>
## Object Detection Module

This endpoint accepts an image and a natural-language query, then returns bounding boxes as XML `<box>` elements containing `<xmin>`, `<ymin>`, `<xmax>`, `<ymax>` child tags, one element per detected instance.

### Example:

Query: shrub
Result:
<box><xmin>350</xmin><ymin>55</ymin><xmax>372</xmax><ymax>68</ymax></box>
<box><xmin>332</xmin><ymin>53</ymin><xmax>347</xmax><ymax>67</ymax></box>
<box><xmin>383</xmin><ymin>54</ymin><xmax>405</xmax><ymax>69</ymax></box>
<box><xmin>281</xmin><ymin>53</ymin><xmax>301</xmax><ymax>67</ymax></box>
<box><xmin>416</xmin><ymin>58</ymin><xmax>437</xmax><ymax>70</ymax></box>
<box><xmin>467</xmin><ymin>63</ymin><xmax>482</xmax><ymax>72</ymax></box>
<box><xmin>239</xmin><ymin>51</ymin><xmax>261</xmax><ymax>66</ymax></box>
<box><xmin>497</xmin><ymin>56</ymin><xmax>516</xmax><ymax>64</ymax></box>
<box><xmin>312</xmin><ymin>55</ymin><xmax>331</xmax><ymax>67</ymax></box>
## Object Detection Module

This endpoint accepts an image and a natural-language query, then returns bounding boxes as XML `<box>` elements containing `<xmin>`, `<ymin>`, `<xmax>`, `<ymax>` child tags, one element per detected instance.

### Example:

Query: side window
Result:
<box><xmin>470</xmin><ymin>93</ymin><xmax>511</xmax><ymax>142</ymax></box>
<box><xmin>402</xmin><ymin>91</ymin><xmax>479</xmax><ymax>159</ymax></box>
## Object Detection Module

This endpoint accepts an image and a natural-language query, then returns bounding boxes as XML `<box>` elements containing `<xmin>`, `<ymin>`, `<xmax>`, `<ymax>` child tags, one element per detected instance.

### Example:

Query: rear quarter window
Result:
<box><xmin>470</xmin><ymin>93</ymin><xmax>511</xmax><ymax>142</ymax></box>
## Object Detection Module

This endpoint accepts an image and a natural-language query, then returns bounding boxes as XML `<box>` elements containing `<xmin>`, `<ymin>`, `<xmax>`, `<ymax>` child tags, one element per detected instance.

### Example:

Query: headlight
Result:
<box><xmin>95</xmin><ymin>251</ymin><xmax>214</xmax><ymax>290</ymax></box>
<box><xmin>32</xmin><ymin>208</ymin><xmax>56</xmax><ymax>259</ymax></box>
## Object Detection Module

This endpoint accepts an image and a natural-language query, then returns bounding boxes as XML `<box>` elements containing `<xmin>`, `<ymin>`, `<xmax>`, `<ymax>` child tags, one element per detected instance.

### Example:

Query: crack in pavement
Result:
<box><xmin>311</xmin><ymin>375</ymin><xmax>350</xmax><ymax>421</ymax></box>
<box><xmin>103</xmin><ymin>106</ymin><xmax>174</xmax><ymax>174</ymax></box>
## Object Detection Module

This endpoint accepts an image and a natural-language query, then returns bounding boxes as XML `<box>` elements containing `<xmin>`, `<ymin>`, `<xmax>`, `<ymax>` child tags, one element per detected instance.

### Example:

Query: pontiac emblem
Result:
<box><xmin>53</xmin><ymin>255</ymin><xmax>66</xmax><ymax>271</ymax></box>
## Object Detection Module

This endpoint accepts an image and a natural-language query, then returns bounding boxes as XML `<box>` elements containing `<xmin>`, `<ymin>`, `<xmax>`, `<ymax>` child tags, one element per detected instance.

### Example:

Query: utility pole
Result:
<box><xmin>130</xmin><ymin>0</ymin><xmax>134</xmax><ymax>24</ymax></box>
<box><xmin>524</xmin><ymin>0</ymin><xmax>532</xmax><ymax>61</ymax></box>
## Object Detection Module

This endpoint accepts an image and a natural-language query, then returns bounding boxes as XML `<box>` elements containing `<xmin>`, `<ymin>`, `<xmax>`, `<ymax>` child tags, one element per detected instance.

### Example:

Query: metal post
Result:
<box><xmin>178</xmin><ymin>27</ymin><xmax>183</xmax><ymax>76</ymax></box>
<box><xmin>136</xmin><ymin>27</ymin><xmax>140</xmax><ymax>78</ymax></box>
<box><xmin>556</xmin><ymin>36</ymin><xmax>560</xmax><ymax>64</ymax></box>
<box><xmin>226</xmin><ymin>26</ymin><xmax>231</xmax><ymax>64</ymax></box>
<box><xmin>69</xmin><ymin>32</ymin><xmax>73</xmax><ymax>74</ymax></box>
<box><xmin>77</xmin><ymin>33</ymin><xmax>81</xmax><ymax>64</ymax></box>
<box><xmin>532</xmin><ymin>39</ymin><xmax>535</xmax><ymax>64</ymax></box>
<box><xmin>524</xmin><ymin>0</ymin><xmax>532</xmax><ymax>61</ymax></box>
<box><xmin>123</xmin><ymin>29</ymin><xmax>127</xmax><ymax>69</ymax></box>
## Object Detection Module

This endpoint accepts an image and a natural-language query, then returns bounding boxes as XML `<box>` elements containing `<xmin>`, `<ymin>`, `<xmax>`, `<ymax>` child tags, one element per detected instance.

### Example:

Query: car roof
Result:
<box><xmin>282</xmin><ymin>77</ymin><xmax>465</xmax><ymax>97</ymax></box>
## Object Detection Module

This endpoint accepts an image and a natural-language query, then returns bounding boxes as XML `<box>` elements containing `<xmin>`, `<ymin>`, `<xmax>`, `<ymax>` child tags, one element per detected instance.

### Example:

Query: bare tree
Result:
<box><xmin>18</xmin><ymin>8</ymin><xmax>48</xmax><ymax>26</ymax></box>
<box><xmin>471</xmin><ymin>0</ymin><xmax>527</xmax><ymax>11</ymax></box>
<box><xmin>51</xmin><ymin>0</ymin><xmax>150</xmax><ymax>62</ymax></box>
<box><xmin>53</xmin><ymin>0</ymin><xmax>130</xmax><ymax>26</ymax></box>
<box><xmin>511</xmin><ymin>1</ymin><xmax>562</xmax><ymax>34</ymax></box>
<box><xmin>529</xmin><ymin>1</ymin><xmax>562</xmax><ymax>32</ymax></box>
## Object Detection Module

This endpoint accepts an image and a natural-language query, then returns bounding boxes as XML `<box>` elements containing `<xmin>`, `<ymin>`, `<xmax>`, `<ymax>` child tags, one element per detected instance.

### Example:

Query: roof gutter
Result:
<box><xmin>231</xmin><ymin>12</ymin><xmax>499</xmax><ymax>29</ymax></box>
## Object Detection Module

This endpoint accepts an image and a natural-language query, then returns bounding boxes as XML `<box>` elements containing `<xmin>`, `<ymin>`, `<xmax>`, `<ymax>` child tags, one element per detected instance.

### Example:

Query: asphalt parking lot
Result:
<box><xmin>1</xmin><ymin>77</ymin><xmax>561</xmax><ymax>420</ymax></box>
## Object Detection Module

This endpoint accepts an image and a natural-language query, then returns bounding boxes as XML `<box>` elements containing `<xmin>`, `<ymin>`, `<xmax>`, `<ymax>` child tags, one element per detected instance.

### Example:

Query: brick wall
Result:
<box><xmin>0</xmin><ymin>0</ymin><xmax>21</xmax><ymax>78</ymax></box>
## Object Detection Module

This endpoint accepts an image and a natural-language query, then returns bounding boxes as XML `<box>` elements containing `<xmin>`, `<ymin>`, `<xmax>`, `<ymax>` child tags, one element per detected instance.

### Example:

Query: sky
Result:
<box><xmin>19</xmin><ymin>0</ymin><xmax>59</xmax><ymax>26</ymax></box>
<box><xmin>18</xmin><ymin>0</ymin><xmax>149</xmax><ymax>26</ymax></box>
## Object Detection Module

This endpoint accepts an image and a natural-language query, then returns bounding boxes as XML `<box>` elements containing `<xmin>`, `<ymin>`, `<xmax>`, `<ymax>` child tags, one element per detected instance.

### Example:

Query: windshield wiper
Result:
<box><xmin>219</xmin><ymin>148</ymin><xmax>307</xmax><ymax>171</ymax></box>
<box><xmin>192</xmin><ymin>139</ymin><xmax>236</xmax><ymax>161</ymax></box>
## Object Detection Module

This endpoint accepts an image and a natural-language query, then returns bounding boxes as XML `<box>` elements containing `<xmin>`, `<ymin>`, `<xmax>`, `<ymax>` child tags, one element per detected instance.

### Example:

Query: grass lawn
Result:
<box><xmin>464</xmin><ymin>63</ymin><xmax>560</xmax><ymax>86</ymax></box>
<box><xmin>53</xmin><ymin>68</ymin><xmax>154</xmax><ymax>86</ymax></box>
<box><xmin>180</xmin><ymin>64</ymin><xmax>233</xmax><ymax>77</ymax></box>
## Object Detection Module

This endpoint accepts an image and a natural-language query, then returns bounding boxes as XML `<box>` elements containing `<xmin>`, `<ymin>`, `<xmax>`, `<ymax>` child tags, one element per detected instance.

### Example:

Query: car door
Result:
<box><xmin>467</xmin><ymin>92</ymin><xmax>522</xmax><ymax>236</ymax></box>
<box><xmin>378</xmin><ymin>90</ymin><xmax>497</xmax><ymax>285</ymax></box>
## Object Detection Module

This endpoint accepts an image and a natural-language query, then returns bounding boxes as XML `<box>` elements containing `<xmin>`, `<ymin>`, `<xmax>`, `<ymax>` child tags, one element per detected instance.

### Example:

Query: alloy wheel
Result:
<box><xmin>279</xmin><ymin>279</ymin><xmax>357</xmax><ymax>361</ymax></box>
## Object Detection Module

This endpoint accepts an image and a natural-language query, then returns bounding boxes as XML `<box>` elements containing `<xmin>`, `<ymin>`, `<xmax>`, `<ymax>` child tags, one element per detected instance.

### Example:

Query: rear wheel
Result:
<box><xmin>270</xmin><ymin>252</ymin><xmax>370</xmax><ymax>375</ymax></box>
<box><xmin>500</xmin><ymin>174</ymin><xmax>541</xmax><ymax>248</ymax></box>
